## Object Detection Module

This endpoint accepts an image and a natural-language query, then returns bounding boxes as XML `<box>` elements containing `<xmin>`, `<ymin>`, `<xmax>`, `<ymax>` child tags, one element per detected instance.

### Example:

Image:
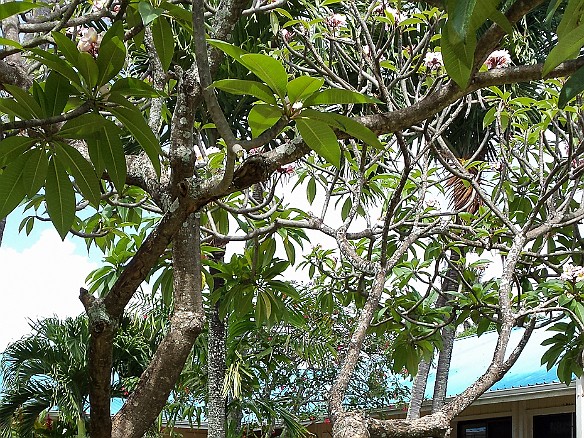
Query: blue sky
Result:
<box><xmin>0</xmin><ymin>209</ymin><xmax>99</xmax><ymax>352</ymax></box>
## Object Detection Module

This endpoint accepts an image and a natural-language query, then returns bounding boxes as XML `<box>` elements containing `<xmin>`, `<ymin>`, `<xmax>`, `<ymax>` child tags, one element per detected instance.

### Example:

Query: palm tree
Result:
<box><xmin>0</xmin><ymin>317</ymin><xmax>90</xmax><ymax>437</ymax></box>
<box><xmin>0</xmin><ymin>314</ymin><xmax>159</xmax><ymax>437</ymax></box>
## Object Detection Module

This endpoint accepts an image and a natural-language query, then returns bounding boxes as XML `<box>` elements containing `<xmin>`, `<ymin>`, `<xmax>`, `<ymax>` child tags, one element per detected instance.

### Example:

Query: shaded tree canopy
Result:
<box><xmin>1</xmin><ymin>0</ymin><xmax>584</xmax><ymax>438</ymax></box>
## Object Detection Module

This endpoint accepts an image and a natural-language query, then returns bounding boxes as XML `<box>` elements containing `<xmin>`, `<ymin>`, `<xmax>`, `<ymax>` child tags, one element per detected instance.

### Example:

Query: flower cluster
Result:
<box><xmin>561</xmin><ymin>263</ymin><xmax>584</xmax><ymax>282</ymax></box>
<box><xmin>373</xmin><ymin>4</ymin><xmax>403</xmax><ymax>24</ymax></box>
<box><xmin>77</xmin><ymin>27</ymin><xmax>103</xmax><ymax>57</ymax></box>
<box><xmin>424</xmin><ymin>51</ymin><xmax>443</xmax><ymax>70</ymax></box>
<box><xmin>485</xmin><ymin>49</ymin><xmax>511</xmax><ymax>70</ymax></box>
<box><xmin>325</xmin><ymin>13</ymin><xmax>347</xmax><ymax>31</ymax></box>
<box><xmin>91</xmin><ymin>0</ymin><xmax>121</xmax><ymax>12</ymax></box>
<box><xmin>281</xmin><ymin>28</ymin><xmax>295</xmax><ymax>43</ymax></box>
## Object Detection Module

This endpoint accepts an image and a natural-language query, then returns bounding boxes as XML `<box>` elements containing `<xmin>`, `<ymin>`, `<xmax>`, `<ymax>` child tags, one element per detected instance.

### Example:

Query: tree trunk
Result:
<box><xmin>208</xmin><ymin>303</ymin><xmax>227</xmax><ymax>438</ymax></box>
<box><xmin>208</xmin><ymin>250</ymin><xmax>227</xmax><ymax>438</ymax></box>
<box><xmin>431</xmin><ymin>251</ymin><xmax>460</xmax><ymax>413</ymax></box>
<box><xmin>407</xmin><ymin>358</ymin><xmax>431</xmax><ymax>420</ymax></box>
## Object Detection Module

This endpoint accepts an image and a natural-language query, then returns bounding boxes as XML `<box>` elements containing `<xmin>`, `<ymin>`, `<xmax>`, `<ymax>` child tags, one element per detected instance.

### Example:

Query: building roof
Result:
<box><xmin>424</xmin><ymin>326</ymin><xmax>563</xmax><ymax>399</ymax></box>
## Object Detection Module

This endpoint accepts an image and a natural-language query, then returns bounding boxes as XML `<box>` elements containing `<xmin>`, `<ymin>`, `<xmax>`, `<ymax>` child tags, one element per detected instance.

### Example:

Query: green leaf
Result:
<box><xmin>77</xmin><ymin>52</ymin><xmax>100</xmax><ymax>89</ymax></box>
<box><xmin>296</xmin><ymin>118</ymin><xmax>340</xmax><ymax>167</ymax></box>
<box><xmin>55</xmin><ymin>142</ymin><xmax>101</xmax><ymax>206</ymax></box>
<box><xmin>152</xmin><ymin>16</ymin><xmax>174</xmax><ymax>71</ymax></box>
<box><xmin>441</xmin><ymin>24</ymin><xmax>475</xmax><ymax>89</ymax></box>
<box><xmin>22</xmin><ymin>148</ymin><xmax>48</xmax><ymax>197</ymax></box>
<box><xmin>28</xmin><ymin>48</ymin><xmax>82</xmax><ymax>87</ymax></box>
<box><xmin>240</xmin><ymin>53</ymin><xmax>288</xmax><ymax>97</ymax></box>
<box><xmin>160</xmin><ymin>1</ymin><xmax>193</xmax><ymax>26</ymax></box>
<box><xmin>213</xmin><ymin>79</ymin><xmax>276</xmax><ymax>104</ymax></box>
<box><xmin>0</xmin><ymin>2</ymin><xmax>42</xmax><ymax>21</ymax></box>
<box><xmin>0</xmin><ymin>136</ymin><xmax>36</xmax><ymax>164</ymax></box>
<box><xmin>0</xmin><ymin>152</ymin><xmax>28</xmax><ymax>220</ymax></box>
<box><xmin>248</xmin><ymin>104</ymin><xmax>283</xmax><ymax>138</ymax></box>
<box><xmin>138</xmin><ymin>1</ymin><xmax>164</xmax><ymax>25</ymax></box>
<box><xmin>3</xmin><ymin>84</ymin><xmax>43</xmax><ymax>118</ymax></box>
<box><xmin>44</xmin><ymin>71</ymin><xmax>75</xmax><ymax>117</ymax></box>
<box><xmin>91</xmin><ymin>122</ymin><xmax>127</xmax><ymax>192</ymax></box>
<box><xmin>45</xmin><ymin>156</ymin><xmax>76</xmax><ymax>240</ymax></box>
<box><xmin>543</xmin><ymin>24</ymin><xmax>584</xmax><ymax>76</ymax></box>
<box><xmin>303</xmin><ymin>88</ymin><xmax>381</xmax><ymax>106</ymax></box>
<box><xmin>108</xmin><ymin>95</ymin><xmax>162</xmax><ymax>176</ymax></box>
<box><xmin>207</xmin><ymin>39</ymin><xmax>248</xmax><ymax>60</ymax></box>
<box><xmin>301</xmin><ymin>109</ymin><xmax>383</xmax><ymax>150</ymax></box>
<box><xmin>307</xmin><ymin>177</ymin><xmax>316</xmax><ymax>204</ymax></box>
<box><xmin>0</xmin><ymin>98</ymin><xmax>34</xmax><ymax>120</ymax></box>
<box><xmin>110</xmin><ymin>77</ymin><xmax>164</xmax><ymax>97</ymax></box>
<box><xmin>341</xmin><ymin>197</ymin><xmax>352</xmax><ymax>221</ymax></box>
<box><xmin>60</xmin><ymin>113</ymin><xmax>109</xmax><ymax>138</ymax></box>
<box><xmin>446</xmin><ymin>0</ymin><xmax>477</xmax><ymax>44</ymax></box>
<box><xmin>559</xmin><ymin>64</ymin><xmax>584</xmax><ymax>108</ymax></box>
<box><xmin>0</xmin><ymin>37</ymin><xmax>22</xmax><ymax>49</ymax></box>
<box><xmin>96</xmin><ymin>21</ymin><xmax>126</xmax><ymax>86</ymax></box>
<box><xmin>286</xmin><ymin>76</ymin><xmax>324</xmax><ymax>104</ymax></box>
<box><xmin>52</xmin><ymin>31</ymin><xmax>80</xmax><ymax>66</ymax></box>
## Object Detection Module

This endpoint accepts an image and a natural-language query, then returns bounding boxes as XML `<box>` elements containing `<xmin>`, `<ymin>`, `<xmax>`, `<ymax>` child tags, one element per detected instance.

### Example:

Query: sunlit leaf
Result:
<box><xmin>45</xmin><ymin>157</ymin><xmax>76</xmax><ymax>240</ymax></box>
<box><xmin>55</xmin><ymin>142</ymin><xmax>101</xmax><ymax>207</ymax></box>
<box><xmin>22</xmin><ymin>148</ymin><xmax>48</xmax><ymax>197</ymax></box>
<box><xmin>296</xmin><ymin>118</ymin><xmax>340</xmax><ymax>167</ymax></box>
<box><xmin>213</xmin><ymin>79</ymin><xmax>276</xmax><ymax>104</ymax></box>
<box><xmin>152</xmin><ymin>16</ymin><xmax>174</xmax><ymax>71</ymax></box>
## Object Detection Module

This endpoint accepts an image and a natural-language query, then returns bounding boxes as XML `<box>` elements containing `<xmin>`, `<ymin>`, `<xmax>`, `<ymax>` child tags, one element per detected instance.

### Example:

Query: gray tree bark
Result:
<box><xmin>407</xmin><ymin>359</ymin><xmax>431</xmax><ymax>420</ymax></box>
<box><xmin>208</xmin><ymin>250</ymin><xmax>227</xmax><ymax>438</ymax></box>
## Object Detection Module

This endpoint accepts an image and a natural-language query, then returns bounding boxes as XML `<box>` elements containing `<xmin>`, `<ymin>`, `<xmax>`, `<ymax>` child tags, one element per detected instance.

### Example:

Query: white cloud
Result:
<box><xmin>0</xmin><ymin>229</ymin><xmax>98</xmax><ymax>352</ymax></box>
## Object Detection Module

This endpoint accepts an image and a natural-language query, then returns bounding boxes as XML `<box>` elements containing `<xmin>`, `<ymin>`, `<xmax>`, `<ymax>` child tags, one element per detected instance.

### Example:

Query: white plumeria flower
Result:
<box><xmin>485</xmin><ymin>49</ymin><xmax>511</xmax><ymax>70</ymax></box>
<box><xmin>424</xmin><ymin>51</ymin><xmax>443</xmax><ymax>70</ymax></box>
<box><xmin>325</xmin><ymin>13</ymin><xmax>347</xmax><ymax>31</ymax></box>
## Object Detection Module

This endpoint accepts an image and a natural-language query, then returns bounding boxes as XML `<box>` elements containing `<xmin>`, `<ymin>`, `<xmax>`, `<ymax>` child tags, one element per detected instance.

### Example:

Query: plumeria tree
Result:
<box><xmin>2</xmin><ymin>1</ymin><xmax>584</xmax><ymax>438</ymax></box>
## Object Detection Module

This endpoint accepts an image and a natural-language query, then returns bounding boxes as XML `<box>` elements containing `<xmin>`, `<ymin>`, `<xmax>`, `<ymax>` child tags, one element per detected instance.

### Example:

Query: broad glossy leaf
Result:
<box><xmin>0</xmin><ymin>152</ymin><xmax>28</xmax><ymax>220</ymax></box>
<box><xmin>4</xmin><ymin>84</ymin><xmax>43</xmax><ymax>118</ymax></box>
<box><xmin>138</xmin><ymin>1</ymin><xmax>164</xmax><ymax>25</ymax></box>
<box><xmin>441</xmin><ymin>24</ymin><xmax>475</xmax><ymax>89</ymax></box>
<box><xmin>302</xmin><ymin>109</ymin><xmax>383</xmax><ymax>150</ymax></box>
<box><xmin>52</xmin><ymin>31</ymin><xmax>79</xmax><ymax>66</ymax></box>
<box><xmin>160</xmin><ymin>1</ymin><xmax>192</xmax><ymax>26</ymax></box>
<box><xmin>93</xmin><ymin>122</ymin><xmax>127</xmax><ymax>192</ymax></box>
<box><xmin>152</xmin><ymin>16</ymin><xmax>174</xmax><ymax>71</ymax></box>
<box><xmin>0</xmin><ymin>2</ymin><xmax>42</xmax><ymax>20</ymax></box>
<box><xmin>559</xmin><ymin>64</ymin><xmax>584</xmax><ymax>108</ymax></box>
<box><xmin>46</xmin><ymin>156</ymin><xmax>76</xmax><ymax>240</ymax></box>
<box><xmin>32</xmin><ymin>82</ymin><xmax>48</xmax><ymax>117</ymax></box>
<box><xmin>44</xmin><ymin>72</ymin><xmax>74</xmax><ymax>117</ymax></box>
<box><xmin>557</xmin><ymin>0</ymin><xmax>584</xmax><ymax>39</ymax></box>
<box><xmin>207</xmin><ymin>39</ymin><xmax>248</xmax><ymax>60</ymax></box>
<box><xmin>77</xmin><ymin>52</ymin><xmax>99</xmax><ymax>89</ymax></box>
<box><xmin>110</xmin><ymin>77</ymin><xmax>164</xmax><ymax>97</ymax></box>
<box><xmin>543</xmin><ymin>24</ymin><xmax>584</xmax><ymax>76</ymax></box>
<box><xmin>248</xmin><ymin>104</ymin><xmax>282</xmax><ymax>138</ymax></box>
<box><xmin>446</xmin><ymin>0</ymin><xmax>477</xmax><ymax>44</ymax></box>
<box><xmin>23</xmin><ymin>148</ymin><xmax>48</xmax><ymax>197</ymax></box>
<box><xmin>286</xmin><ymin>76</ymin><xmax>324</xmax><ymax>104</ymax></box>
<box><xmin>0</xmin><ymin>37</ymin><xmax>21</xmax><ymax>49</ymax></box>
<box><xmin>296</xmin><ymin>118</ymin><xmax>340</xmax><ymax>167</ymax></box>
<box><xmin>108</xmin><ymin>95</ymin><xmax>161</xmax><ymax>176</ymax></box>
<box><xmin>240</xmin><ymin>53</ymin><xmax>288</xmax><ymax>97</ymax></box>
<box><xmin>213</xmin><ymin>79</ymin><xmax>276</xmax><ymax>104</ymax></box>
<box><xmin>0</xmin><ymin>98</ymin><xmax>35</xmax><ymax>119</ymax></box>
<box><xmin>0</xmin><ymin>136</ymin><xmax>36</xmax><ymax>163</ymax></box>
<box><xmin>96</xmin><ymin>21</ymin><xmax>126</xmax><ymax>86</ymax></box>
<box><xmin>55</xmin><ymin>142</ymin><xmax>101</xmax><ymax>206</ymax></box>
<box><xmin>60</xmin><ymin>113</ymin><xmax>109</xmax><ymax>138</ymax></box>
<box><xmin>303</xmin><ymin>88</ymin><xmax>381</xmax><ymax>106</ymax></box>
<box><xmin>29</xmin><ymin>48</ymin><xmax>82</xmax><ymax>87</ymax></box>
